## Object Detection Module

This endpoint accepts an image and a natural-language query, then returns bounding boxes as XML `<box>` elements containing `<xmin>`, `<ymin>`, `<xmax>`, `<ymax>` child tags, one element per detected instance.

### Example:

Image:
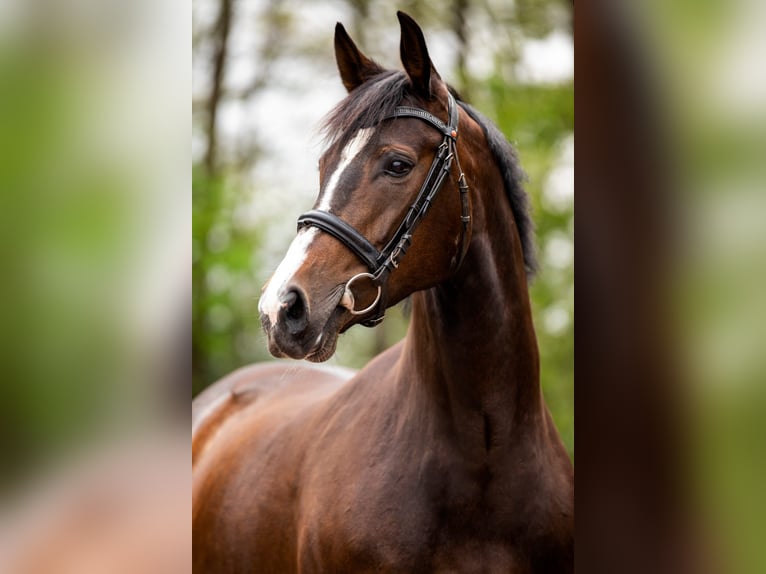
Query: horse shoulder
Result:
<box><xmin>293</xmin><ymin>348</ymin><xmax>572</xmax><ymax>573</ymax></box>
<box><xmin>192</xmin><ymin>362</ymin><xmax>356</xmax><ymax>572</ymax></box>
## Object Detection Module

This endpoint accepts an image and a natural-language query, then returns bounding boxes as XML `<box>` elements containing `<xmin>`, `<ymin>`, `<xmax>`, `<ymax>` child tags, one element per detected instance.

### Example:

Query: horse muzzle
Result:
<box><xmin>259</xmin><ymin>282</ymin><xmax>346</xmax><ymax>361</ymax></box>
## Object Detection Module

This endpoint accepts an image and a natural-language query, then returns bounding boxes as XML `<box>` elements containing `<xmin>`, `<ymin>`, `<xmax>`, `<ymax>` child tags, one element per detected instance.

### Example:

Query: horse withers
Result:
<box><xmin>193</xmin><ymin>12</ymin><xmax>573</xmax><ymax>573</ymax></box>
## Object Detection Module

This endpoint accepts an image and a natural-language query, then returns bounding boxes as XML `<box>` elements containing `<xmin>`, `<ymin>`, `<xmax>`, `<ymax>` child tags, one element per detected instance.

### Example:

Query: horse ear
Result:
<box><xmin>397</xmin><ymin>11</ymin><xmax>438</xmax><ymax>99</ymax></box>
<box><xmin>334</xmin><ymin>23</ymin><xmax>384</xmax><ymax>92</ymax></box>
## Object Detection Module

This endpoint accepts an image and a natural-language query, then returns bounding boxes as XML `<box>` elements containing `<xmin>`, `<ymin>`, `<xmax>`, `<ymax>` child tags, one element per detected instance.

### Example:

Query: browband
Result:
<box><xmin>388</xmin><ymin>99</ymin><xmax>457</xmax><ymax>138</ymax></box>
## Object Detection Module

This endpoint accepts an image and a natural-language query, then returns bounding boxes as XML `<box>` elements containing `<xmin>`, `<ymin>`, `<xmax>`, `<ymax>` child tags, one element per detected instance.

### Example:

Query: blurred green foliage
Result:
<box><xmin>0</xmin><ymin>18</ymin><xmax>186</xmax><ymax>494</ymax></box>
<box><xmin>192</xmin><ymin>169</ymin><xmax>266</xmax><ymax>391</ymax></box>
<box><xmin>0</xmin><ymin>50</ymin><xmax>127</xmax><ymax>489</ymax></box>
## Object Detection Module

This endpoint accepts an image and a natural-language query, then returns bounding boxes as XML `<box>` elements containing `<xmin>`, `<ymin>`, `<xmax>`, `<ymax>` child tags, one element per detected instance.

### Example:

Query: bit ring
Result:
<box><xmin>340</xmin><ymin>272</ymin><xmax>382</xmax><ymax>316</ymax></box>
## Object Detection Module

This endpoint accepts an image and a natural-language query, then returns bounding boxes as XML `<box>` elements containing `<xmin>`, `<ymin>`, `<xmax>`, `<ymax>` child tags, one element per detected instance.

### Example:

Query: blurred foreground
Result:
<box><xmin>0</xmin><ymin>0</ymin><xmax>189</xmax><ymax>571</ymax></box>
<box><xmin>577</xmin><ymin>1</ymin><xmax>766</xmax><ymax>573</ymax></box>
<box><xmin>1</xmin><ymin>436</ymin><xmax>189</xmax><ymax>573</ymax></box>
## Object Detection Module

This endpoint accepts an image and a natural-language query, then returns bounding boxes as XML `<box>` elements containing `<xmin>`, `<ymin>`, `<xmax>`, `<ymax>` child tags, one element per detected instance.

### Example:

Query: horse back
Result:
<box><xmin>192</xmin><ymin>362</ymin><xmax>355</xmax><ymax>466</ymax></box>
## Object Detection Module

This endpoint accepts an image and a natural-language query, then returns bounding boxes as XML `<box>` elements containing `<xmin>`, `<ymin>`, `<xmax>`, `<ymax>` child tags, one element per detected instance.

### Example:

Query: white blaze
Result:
<box><xmin>259</xmin><ymin>128</ymin><xmax>373</xmax><ymax>326</ymax></box>
<box><xmin>318</xmin><ymin>128</ymin><xmax>373</xmax><ymax>210</ymax></box>
<box><xmin>258</xmin><ymin>228</ymin><xmax>319</xmax><ymax>325</ymax></box>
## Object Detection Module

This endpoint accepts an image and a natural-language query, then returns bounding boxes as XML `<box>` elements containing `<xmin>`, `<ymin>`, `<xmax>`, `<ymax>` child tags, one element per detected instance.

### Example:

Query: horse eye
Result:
<box><xmin>384</xmin><ymin>159</ymin><xmax>412</xmax><ymax>177</ymax></box>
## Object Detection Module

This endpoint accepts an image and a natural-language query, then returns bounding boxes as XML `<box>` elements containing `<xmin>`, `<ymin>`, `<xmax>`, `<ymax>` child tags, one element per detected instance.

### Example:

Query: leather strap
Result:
<box><xmin>387</xmin><ymin>91</ymin><xmax>458</xmax><ymax>138</ymax></box>
<box><xmin>297</xmin><ymin>210</ymin><xmax>381</xmax><ymax>271</ymax></box>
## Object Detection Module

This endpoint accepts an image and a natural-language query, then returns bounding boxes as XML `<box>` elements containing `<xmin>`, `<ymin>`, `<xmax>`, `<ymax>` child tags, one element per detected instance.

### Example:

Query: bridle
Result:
<box><xmin>297</xmin><ymin>92</ymin><xmax>471</xmax><ymax>327</ymax></box>
<box><xmin>297</xmin><ymin>93</ymin><xmax>470</xmax><ymax>327</ymax></box>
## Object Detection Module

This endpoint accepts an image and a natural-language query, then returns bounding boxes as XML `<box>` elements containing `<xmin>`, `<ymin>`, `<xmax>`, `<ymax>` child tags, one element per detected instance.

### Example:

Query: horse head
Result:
<box><xmin>258</xmin><ymin>12</ymin><xmax>472</xmax><ymax>361</ymax></box>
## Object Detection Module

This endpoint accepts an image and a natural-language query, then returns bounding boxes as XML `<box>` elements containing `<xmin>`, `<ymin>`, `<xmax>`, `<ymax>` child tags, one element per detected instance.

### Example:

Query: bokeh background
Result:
<box><xmin>0</xmin><ymin>0</ymin><xmax>763</xmax><ymax>572</ymax></box>
<box><xmin>191</xmin><ymin>0</ymin><xmax>576</xmax><ymax>458</ymax></box>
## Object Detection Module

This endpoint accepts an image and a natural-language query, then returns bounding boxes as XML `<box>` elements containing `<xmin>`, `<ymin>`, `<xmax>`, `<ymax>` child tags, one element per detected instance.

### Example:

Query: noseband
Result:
<box><xmin>297</xmin><ymin>92</ymin><xmax>471</xmax><ymax>327</ymax></box>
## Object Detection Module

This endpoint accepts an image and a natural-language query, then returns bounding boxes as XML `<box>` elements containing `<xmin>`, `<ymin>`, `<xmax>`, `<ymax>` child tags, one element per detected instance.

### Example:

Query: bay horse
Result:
<box><xmin>193</xmin><ymin>12</ymin><xmax>573</xmax><ymax>573</ymax></box>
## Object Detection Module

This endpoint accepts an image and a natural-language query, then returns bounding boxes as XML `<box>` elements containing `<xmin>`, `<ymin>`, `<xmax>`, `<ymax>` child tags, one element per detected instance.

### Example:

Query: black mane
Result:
<box><xmin>320</xmin><ymin>71</ymin><xmax>537</xmax><ymax>276</ymax></box>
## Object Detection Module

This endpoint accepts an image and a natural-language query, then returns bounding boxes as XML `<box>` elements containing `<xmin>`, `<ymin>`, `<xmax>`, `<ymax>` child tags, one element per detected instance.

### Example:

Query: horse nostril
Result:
<box><xmin>279</xmin><ymin>288</ymin><xmax>309</xmax><ymax>334</ymax></box>
<box><xmin>281</xmin><ymin>290</ymin><xmax>297</xmax><ymax>313</ymax></box>
<box><xmin>284</xmin><ymin>291</ymin><xmax>303</xmax><ymax>321</ymax></box>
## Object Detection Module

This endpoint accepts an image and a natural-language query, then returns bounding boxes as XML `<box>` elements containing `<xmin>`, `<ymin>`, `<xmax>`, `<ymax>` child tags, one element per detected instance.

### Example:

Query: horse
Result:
<box><xmin>193</xmin><ymin>12</ymin><xmax>573</xmax><ymax>573</ymax></box>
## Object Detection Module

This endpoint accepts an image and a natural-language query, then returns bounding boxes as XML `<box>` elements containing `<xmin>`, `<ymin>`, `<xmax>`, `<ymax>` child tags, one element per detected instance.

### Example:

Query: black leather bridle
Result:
<box><xmin>296</xmin><ymin>92</ymin><xmax>471</xmax><ymax>327</ymax></box>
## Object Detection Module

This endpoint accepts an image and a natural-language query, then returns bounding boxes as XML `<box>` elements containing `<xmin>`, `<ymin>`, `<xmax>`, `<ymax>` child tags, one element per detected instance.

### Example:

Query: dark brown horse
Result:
<box><xmin>193</xmin><ymin>12</ymin><xmax>573</xmax><ymax>573</ymax></box>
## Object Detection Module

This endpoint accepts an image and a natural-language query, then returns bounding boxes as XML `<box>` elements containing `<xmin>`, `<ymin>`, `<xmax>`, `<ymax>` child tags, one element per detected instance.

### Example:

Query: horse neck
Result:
<box><xmin>399</xmin><ymin>164</ymin><xmax>545</xmax><ymax>458</ymax></box>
